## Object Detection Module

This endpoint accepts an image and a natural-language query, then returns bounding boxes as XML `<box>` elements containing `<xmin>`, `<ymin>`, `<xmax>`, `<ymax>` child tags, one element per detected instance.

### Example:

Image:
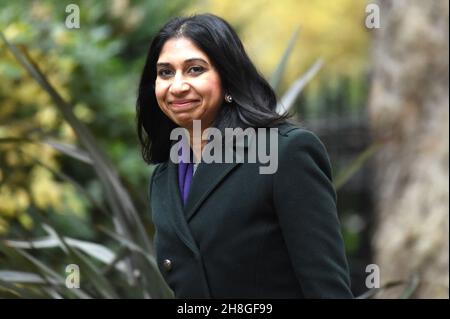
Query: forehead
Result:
<box><xmin>157</xmin><ymin>37</ymin><xmax>211</xmax><ymax>64</ymax></box>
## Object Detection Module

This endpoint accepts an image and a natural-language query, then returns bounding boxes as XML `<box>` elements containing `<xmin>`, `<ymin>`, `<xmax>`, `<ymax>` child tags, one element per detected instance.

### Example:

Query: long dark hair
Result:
<box><xmin>136</xmin><ymin>13</ymin><xmax>290</xmax><ymax>164</ymax></box>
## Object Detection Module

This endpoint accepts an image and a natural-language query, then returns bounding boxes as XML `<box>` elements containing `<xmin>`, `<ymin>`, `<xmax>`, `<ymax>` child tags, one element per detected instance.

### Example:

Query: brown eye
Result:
<box><xmin>188</xmin><ymin>66</ymin><xmax>205</xmax><ymax>74</ymax></box>
<box><xmin>158</xmin><ymin>69</ymin><xmax>173</xmax><ymax>77</ymax></box>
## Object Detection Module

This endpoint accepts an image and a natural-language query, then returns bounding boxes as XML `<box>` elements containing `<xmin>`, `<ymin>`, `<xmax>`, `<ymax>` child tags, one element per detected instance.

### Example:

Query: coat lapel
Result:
<box><xmin>185</xmin><ymin>132</ymin><xmax>254</xmax><ymax>222</ymax></box>
<box><xmin>184</xmin><ymin>161</ymin><xmax>240</xmax><ymax>222</ymax></box>
<box><xmin>164</xmin><ymin>159</ymin><xmax>200</xmax><ymax>256</ymax></box>
<box><xmin>156</xmin><ymin>131</ymin><xmax>254</xmax><ymax>254</ymax></box>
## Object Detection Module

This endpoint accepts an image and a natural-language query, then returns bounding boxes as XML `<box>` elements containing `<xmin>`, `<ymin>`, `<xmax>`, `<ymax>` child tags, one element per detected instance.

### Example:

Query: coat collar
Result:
<box><xmin>154</xmin><ymin>139</ymin><xmax>247</xmax><ymax>256</ymax></box>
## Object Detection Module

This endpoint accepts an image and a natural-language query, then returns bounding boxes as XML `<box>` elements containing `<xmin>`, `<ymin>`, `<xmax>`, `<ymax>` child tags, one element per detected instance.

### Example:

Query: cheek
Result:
<box><xmin>198</xmin><ymin>77</ymin><xmax>223</xmax><ymax>103</ymax></box>
<box><xmin>210</xmin><ymin>81</ymin><xmax>224</xmax><ymax>106</ymax></box>
<box><xmin>154</xmin><ymin>84</ymin><xmax>166</xmax><ymax>105</ymax></box>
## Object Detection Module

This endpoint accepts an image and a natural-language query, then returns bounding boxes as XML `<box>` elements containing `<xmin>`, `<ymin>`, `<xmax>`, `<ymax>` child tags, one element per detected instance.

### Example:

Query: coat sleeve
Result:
<box><xmin>273</xmin><ymin>129</ymin><xmax>353</xmax><ymax>298</ymax></box>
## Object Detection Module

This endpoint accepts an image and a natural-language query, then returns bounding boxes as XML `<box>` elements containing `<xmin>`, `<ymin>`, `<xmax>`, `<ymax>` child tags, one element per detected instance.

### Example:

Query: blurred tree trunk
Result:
<box><xmin>368</xmin><ymin>0</ymin><xmax>449</xmax><ymax>298</ymax></box>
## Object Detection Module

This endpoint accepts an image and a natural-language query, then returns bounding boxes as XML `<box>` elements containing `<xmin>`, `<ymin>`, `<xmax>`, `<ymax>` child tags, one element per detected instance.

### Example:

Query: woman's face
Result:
<box><xmin>155</xmin><ymin>37</ymin><xmax>224</xmax><ymax>131</ymax></box>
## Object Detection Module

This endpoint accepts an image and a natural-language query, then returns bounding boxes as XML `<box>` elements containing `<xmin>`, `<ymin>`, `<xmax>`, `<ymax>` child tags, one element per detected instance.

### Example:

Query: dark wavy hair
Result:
<box><xmin>136</xmin><ymin>13</ymin><xmax>290</xmax><ymax>164</ymax></box>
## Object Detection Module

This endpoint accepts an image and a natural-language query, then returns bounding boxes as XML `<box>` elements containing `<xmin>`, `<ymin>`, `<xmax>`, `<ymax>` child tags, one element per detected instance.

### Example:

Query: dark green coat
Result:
<box><xmin>149</xmin><ymin>123</ymin><xmax>353</xmax><ymax>298</ymax></box>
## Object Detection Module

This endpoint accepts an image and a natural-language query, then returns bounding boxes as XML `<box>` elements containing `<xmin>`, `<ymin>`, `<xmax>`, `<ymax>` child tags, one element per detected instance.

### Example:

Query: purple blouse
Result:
<box><xmin>178</xmin><ymin>159</ymin><xmax>193</xmax><ymax>205</ymax></box>
<box><xmin>177</xmin><ymin>140</ymin><xmax>195</xmax><ymax>205</ymax></box>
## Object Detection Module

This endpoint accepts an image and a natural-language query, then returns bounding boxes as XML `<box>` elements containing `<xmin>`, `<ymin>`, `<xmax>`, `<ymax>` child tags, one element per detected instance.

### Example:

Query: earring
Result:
<box><xmin>225</xmin><ymin>93</ymin><xmax>233</xmax><ymax>103</ymax></box>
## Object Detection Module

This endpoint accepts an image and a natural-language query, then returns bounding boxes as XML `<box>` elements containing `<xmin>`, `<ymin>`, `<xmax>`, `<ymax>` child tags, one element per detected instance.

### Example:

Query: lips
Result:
<box><xmin>169</xmin><ymin>99</ymin><xmax>200</xmax><ymax>109</ymax></box>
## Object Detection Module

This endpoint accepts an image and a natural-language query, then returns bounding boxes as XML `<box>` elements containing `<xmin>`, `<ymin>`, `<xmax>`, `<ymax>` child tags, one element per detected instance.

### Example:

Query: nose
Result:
<box><xmin>169</xmin><ymin>73</ymin><xmax>189</xmax><ymax>95</ymax></box>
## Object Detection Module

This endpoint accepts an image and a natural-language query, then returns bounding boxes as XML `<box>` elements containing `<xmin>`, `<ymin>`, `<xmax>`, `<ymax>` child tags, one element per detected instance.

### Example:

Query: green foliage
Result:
<box><xmin>0</xmin><ymin>0</ymin><xmax>189</xmax><ymax>298</ymax></box>
<box><xmin>0</xmin><ymin>2</ymin><xmax>379</xmax><ymax>299</ymax></box>
<box><xmin>0</xmin><ymin>0</ymin><xmax>190</xmax><ymax>235</ymax></box>
<box><xmin>1</xmin><ymin>27</ymin><xmax>174</xmax><ymax>298</ymax></box>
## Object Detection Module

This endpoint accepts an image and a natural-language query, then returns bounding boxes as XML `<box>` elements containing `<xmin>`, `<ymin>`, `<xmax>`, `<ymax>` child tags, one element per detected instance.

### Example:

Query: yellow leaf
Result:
<box><xmin>3</xmin><ymin>22</ymin><xmax>29</xmax><ymax>40</ymax></box>
<box><xmin>0</xmin><ymin>217</ymin><xmax>9</xmax><ymax>235</ymax></box>
<box><xmin>30</xmin><ymin>166</ymin><xmax>63</xmax><ymax>210</ymax></box>
<box><xmin>18</xmin><ymin>212</ymin><xmax>34</xmax><ymax>230</ymax></box>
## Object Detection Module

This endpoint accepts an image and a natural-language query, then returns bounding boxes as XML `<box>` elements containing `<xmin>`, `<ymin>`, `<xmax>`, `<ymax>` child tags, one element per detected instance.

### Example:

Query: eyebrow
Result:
<box><xmin>156</xmin><ymin>58</ymin><xmax>209</xmax><ymax>67</ymax></box>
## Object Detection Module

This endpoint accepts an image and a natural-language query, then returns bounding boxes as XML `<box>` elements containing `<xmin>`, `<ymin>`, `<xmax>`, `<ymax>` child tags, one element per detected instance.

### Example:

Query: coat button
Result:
<box><xmin>162</xmin><ymin>259</ymin><xmax>172</xmax><ymax>271</ymax></box>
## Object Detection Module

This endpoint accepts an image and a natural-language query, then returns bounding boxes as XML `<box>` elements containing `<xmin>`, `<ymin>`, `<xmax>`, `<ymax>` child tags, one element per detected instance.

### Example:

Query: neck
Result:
<box><xmin>187</xmin><ymin>128</ymin><xmax>208</xmax><ymax>163</ymax></box>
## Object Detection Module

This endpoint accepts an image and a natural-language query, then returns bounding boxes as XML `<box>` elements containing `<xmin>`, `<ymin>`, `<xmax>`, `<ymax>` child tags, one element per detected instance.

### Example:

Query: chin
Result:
<box><xmin>173</xmin><ymin>116</ymin><xmax>195</xmax><ymax>129</ymax></box>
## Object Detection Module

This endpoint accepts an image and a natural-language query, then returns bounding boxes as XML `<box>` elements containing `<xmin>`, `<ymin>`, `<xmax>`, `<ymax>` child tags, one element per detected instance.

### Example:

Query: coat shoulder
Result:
<box><xmin>274</xmin><ymin>122</ymin><xmax>333</xmax><ymax>180</ymax></box>
<box><xmin>275</xmin><ymin>122</ymin><xmax>327</xmax><ymax>152</ymax></box>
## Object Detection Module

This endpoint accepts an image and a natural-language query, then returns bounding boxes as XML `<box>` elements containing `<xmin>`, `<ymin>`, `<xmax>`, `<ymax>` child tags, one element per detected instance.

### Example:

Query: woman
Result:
<box><xmin>136</xmin><ymin>13</ymin><xmax>353</xmax><ymax>298</ymax></box>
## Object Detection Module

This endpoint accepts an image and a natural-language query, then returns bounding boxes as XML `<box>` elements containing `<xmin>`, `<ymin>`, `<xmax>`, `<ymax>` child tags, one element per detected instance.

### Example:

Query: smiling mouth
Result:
<box><xmin>170</xmin><ymin>100</ymin><xmax>200</xmax><ymax>110</ymax></box>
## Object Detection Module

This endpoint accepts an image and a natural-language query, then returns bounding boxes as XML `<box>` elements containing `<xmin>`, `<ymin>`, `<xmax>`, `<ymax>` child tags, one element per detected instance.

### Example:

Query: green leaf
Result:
<box><xmin>4</xmin><ymin>235</ymin><xmax>128</xmax><ymax>274</ymax></box>
<box><xmin>334</xmin><ymin>141</ymin><xmax>383</xmax><ymax>191</ymax></box>
<box><xmin>0</xmin><ymin>279</ymin><xmax>45</xmax><ymax>298</ymax></box>
<box><xmin>99</xmin><ymin>226</ymin><xmax>174</xmax><ymax>298</ymax></box>
<box><xmin>98</xmin><ymin>226</ymin><xmax>157</xmax><ymax>267</ymax></box>
<box><xmin>0</xmin><ymin>137</ymin><xmax>92</xmax><ymax>165</ymax></box>
<box><xmin>0</xmin><ymin>271</ymin><xmax>64</xmax><ymax>298</ymax></box>
<box><xmin>43</xmin><ymin>140</ymin><xmax>93</xmax><ymax>165</ymax></box>
<box><xmin>355</xmin><ymin>279</ymin><xmax>405</xmax><ymax>299</ymax></box>
<box><xmin>38</xmin><ymin>224</ymin><xmax>120</xmax><ymax>299</ymax></box>
<box><xmin>64</xmin><ymin>245</ymin><xmax>120</xmax><ymax>299</ymax></box>
<box><xmin>269</xmin><ymin>27</ymin><xmax>301</xmax><ymax>93</ymax></box>
<box><xmin>13</xmin><ymin>248</ymin><xmax>92</xmax><ymax>299</ymax></box>
<box><xmin>0</xmin><ymin>270</ymin><xmax>52</xmax><ymax>284</ymax></box>
<box><xmin>400</xmin><ymin>273</ymin><xmax>420</xmax><ymax>299</ymax></box>
<box><xmin>276</xmin><ymin>58</ymin><xmax>323</xmax><ymax>114</ymax></box>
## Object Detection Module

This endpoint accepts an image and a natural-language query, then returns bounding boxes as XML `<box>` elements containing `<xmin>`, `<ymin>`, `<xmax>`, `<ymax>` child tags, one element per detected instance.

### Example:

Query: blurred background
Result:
<box><xmin>0</xmin><ymin>0</ymin><xmax>448</xmax><ymax>298</ymax></box>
